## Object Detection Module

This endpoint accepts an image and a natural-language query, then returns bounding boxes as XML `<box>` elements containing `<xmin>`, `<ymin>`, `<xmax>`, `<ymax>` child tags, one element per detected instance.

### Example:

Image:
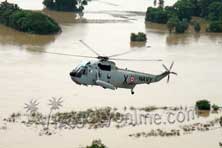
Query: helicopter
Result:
<box><xmin>33</xmin><ymin>40</ymin><xmax>177</xmax><ymax>95</ymax></box>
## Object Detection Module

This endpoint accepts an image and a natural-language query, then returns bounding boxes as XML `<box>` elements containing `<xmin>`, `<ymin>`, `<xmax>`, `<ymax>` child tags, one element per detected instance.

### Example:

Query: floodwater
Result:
<box><xmin>0</xmin><ymin>0</ymin><xmax>222</xmax><ymax>148</ymax></box>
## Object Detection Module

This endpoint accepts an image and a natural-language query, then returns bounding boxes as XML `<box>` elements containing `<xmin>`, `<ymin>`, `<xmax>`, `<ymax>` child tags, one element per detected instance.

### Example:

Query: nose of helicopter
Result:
<box><xmin>70</xmin><ymin>71</ymin><xmax>81</xmax><ymax>85</ymax></box>
<box><xmin>69</xmin><ymin>71</ymin><xmax>76</xmax><ymax>77</ymax></box>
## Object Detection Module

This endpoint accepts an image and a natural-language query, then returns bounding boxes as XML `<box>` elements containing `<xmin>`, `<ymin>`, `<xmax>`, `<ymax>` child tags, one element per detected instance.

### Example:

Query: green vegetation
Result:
<box><xmin>195</xmin><ymin>100</ymin><xmax>211</xmax><ymax>111</ymax></box>
<box><xmin>167</xmin><ymin>16</ymin><xmax>189</xmax><ymax>33</ymax></box>
<box><xmin>220</xmin><ymin>117</ymin><xmax>222</xmax><ymax>127</ymax></box>
<box><xmin>0</xmin><ymin>1</ymin><xmax>61</xmax><ymax>34</ymax></box>
<box><xmin>173</xmin><ymin>0</ymin><xmax>194</xmax><ymax>21</ymax></box>
<box><xmin>167</xmin><ymin>16</ymin><xmax>179</xmax><ymax>33</ymax></box>
<box><xmin>207</xmin><ymin>2</ymin><xmax>222</xmax><ymax>21</ymax></box>
<box><xmin>175</xmin><ymin>19</ymin><xmax>189</xmax><ymax>33</ymax></box>
<box><xmin>212</xmin><ymin>104</ymin><xmax>220</xmax><ymax>112</ymax></box>
<box><xmin>193</xmin><ymin>21</ymin><xmax>201</xmax><ymax>32</ymax></box>
<box><xmin>86</xmin><ymin>140</ymin><xmax>107</xmax><ymax>148</ymax></box>
<box><xmin>207</xmin><ymin>21</ymin><xmax>222</xmax><ymax>32</ymax></box>
<box><xmin>146</xmin><ymin>0</ymin><xmax>222</xmax><ymax>33</ymax></box>
<box><xmin>130</xmin><ymin>32</ymin><xmax>147</xmax><ymax>42</ymax></box>
<box><xmin>43</xmin><ymin>0</ymin><xmax>88</xmax><ymax>12</ymax></box>
<box><xmin>153</xmin><ymin>0</ymin><xmax>164</xmax><ymax>8</ymax></box>
<box><xmin>145</xmin><ymin>7</ymin><xmax>168</xmax><ymax>24</ymax></box>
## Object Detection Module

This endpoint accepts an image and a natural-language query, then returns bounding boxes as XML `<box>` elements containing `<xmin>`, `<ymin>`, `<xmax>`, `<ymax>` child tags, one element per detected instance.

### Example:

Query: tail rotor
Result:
<box><xmin>162</xmin><ymin>61</ymin><xmax>177</xmax><ymax>83</ymax></box>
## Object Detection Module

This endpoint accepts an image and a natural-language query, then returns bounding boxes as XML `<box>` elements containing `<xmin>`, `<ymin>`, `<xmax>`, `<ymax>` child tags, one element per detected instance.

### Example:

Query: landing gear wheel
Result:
<box><xmin>131</xmin><ymin>90</ymin><xmax>135</xmax><ymax>95</ymax></box>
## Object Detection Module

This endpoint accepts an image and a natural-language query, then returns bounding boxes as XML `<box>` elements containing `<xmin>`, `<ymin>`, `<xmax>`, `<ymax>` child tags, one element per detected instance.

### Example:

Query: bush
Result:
<box><xmin>86</xmin><ymin>140</ymin><xmax>107</xmax><ymax>148</ymax></box>
<box><xmin>173</xmin><ymin>0</ymin><xmax>195</xmax><ymax>21</ymax></box>
<box><xmin>0</xmin><ymin>2</ymin><xmax>61</xmax><ymax>34</ymax></box>
<box><xmin>212</xmin><ymin>104</ymin><xmax>220</xmax><ymax>112</ymax></box>
<box><xmin>130</xmin><ymin>32</ymin><xmax>147</xmax><ymax>42</ymax></box>
<box><xmin>145</xmin><ymin>7</ymin><xmax>168</xmax><ymax>24</ymax></box>
<box><xmin>165</xmin><ymin>6</ymin><xmax>178</xmax><ymax>18</ymax></box>
<box><xmin>207</xmin><ymin>21</ymin><xmax>222</xmax><ymax>32</ymax></box>
<box><xmin>193</xmin><ymin>21</ymin><xmax>201</xmax><ymax>32</ymax></box>
<box><xmin>175</xmin><ymin>19</ymin><xmax>189</xmax><ymax>33</ymax></box>
<box><xmin>167</xmin><ymin>15</ymin><xmax>179</xmax><ymax>33</ymax></box>
<box><xmin>195</xmin><ymin>100</ymin><xmax>211</xmax><ymax>111</ymax></box>
<box><xmin>207</xmin><ymin>2</ymin><xmax>222</xmax><ymax>21</ymax></box>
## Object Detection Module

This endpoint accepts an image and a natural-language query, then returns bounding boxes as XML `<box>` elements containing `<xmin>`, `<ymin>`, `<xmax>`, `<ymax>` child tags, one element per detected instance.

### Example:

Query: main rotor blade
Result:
<box><xmin>109</xmin><ymin>58</ymin><xmax>162</xmax><ymax>62</ymax></box>
<box><xmin>108</xmin><ymin>50</ymin><xmax>135</xmax><ymax>58</ymax></box>
<box><xmin>79</xmin><ymin>40</ymin><xmax>101</xmax><ymax>56</ymax></box>
<box><xmin>95</xmin><ymin>0</ymin><xmax>119</xmax><ymax>6</ymax></box>
<box><xmin>109</xmin><ymin>46</ymin><xmax>151</xmax><ymax>58</ymax></box>
<box><xmin>30</xmin><ymin>50</ymin><xmax>97</xmax><ymax>58</ymax></box>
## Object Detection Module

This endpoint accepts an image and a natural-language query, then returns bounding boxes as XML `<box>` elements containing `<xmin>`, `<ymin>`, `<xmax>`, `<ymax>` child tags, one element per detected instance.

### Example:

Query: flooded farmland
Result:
<box><xmin>0</xmin><ymin>0</ymin><xmax>222</xmax><ymax>148</ymax></box>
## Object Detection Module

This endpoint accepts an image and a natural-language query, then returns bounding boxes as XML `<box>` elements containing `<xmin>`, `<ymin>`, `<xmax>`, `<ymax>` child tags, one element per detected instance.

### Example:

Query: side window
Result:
<box><xmin>82</xmin><ymin>67</ymin><xmax>87</xmax><ymax>75</ymax></box>
<box><xmin>107</xmin><ymin>74</ymin><xmax>111</xmax><ymax>79</ymax></box>
<box><xmin>82</xmin><ymin>69</ymin><xmax>86</xmax><ymax>75</ymax></box>
<box><xmin>98</xmin><ymin>63</ymin><xmax>111</xmax><ymax>71</ymax></box>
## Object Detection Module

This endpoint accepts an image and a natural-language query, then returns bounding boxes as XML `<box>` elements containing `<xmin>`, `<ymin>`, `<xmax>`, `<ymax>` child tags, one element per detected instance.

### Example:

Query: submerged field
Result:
<box><xmin>0</xmin><ymin>0</ymin><xmax>222</xmax><ymax>147</ymax></box>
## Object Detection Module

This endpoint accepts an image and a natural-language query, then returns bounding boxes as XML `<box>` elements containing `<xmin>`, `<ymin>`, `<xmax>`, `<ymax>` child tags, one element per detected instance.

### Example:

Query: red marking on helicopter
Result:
<box><xmin>129</xmin><ymin>76</ymin><xmax>135</xmax><ymax>84</ymax></box>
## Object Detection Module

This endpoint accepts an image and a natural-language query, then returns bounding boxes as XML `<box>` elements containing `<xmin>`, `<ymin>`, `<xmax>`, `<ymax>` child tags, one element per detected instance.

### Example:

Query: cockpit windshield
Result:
<box><xmin>73</xmin><ymin>66</ymin><xmax>88</xmax><ymax>78</ymax></box>
<box><xmin>71</xmin><ymin>61</ymin><xmax>91</xmax><ymax>78</ymax></box>
<box><xmin>76</xmin><ymin>61</ymin><xmax>90</xmax><ymax>69</ymax></box>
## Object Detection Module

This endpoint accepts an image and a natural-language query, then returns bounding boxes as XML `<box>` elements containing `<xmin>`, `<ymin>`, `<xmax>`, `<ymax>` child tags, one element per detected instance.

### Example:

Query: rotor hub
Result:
<box><xmin>98</xmin><ymin>56</ymin><xmax>109</xmax><ymax>61</ymax></box>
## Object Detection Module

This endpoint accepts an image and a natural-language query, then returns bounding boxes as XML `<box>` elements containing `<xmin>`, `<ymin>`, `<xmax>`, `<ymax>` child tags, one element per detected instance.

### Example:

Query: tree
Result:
<box><xmin>188</xmin><ymin>0</ymin><xmax>201</xmax><ymax>16</ymax></box>
<box><xmin>153</xmin><ymin>0</ymin><xmax>157</xmax><ymax>6</ymax></box>
<box><xmin>207</xmin><ymin>21</ymin><xmax>222</xmax><ymax>32</ymax></box>
<box><xmin>198</xmin><ymin>0</ymin><xmax>213</xmax><ymax>17</ymax></box>
<box><xmin>0</xmin><ymin>2</ymin><xmax>61</xmax><ymax>35</ymax></box>
<box><xmin>153</xmin><ymin>0</ymin><xmax>164</xmax><ymax>8</ymax></box>
<box><xmin>43</xmin><ymin>0</ymin><xmax>88</xmax><ymax>12</ymax></box>
<box><xmin>173</xmin><ymin>0</ymin><xmax>195</xmax><ymax>21</ymax></box>
<box><xmin>130</xmin><ymin>33</ymin><xmax>137</xmax><ymax>41</ymax></box>
<box><xmin>146</xmin><ymin>0</ymin><xmax>222</xmax><ymax>33</ymax></box>
<box><xmin>86</xmin><ymin>140</ymin><xmax>107</xmax><ymax>148</ymax></box>
<box><xmin>165</xmin><ymin>6</ymin><xmax>177</xmax><ymax>18</ymax></box>
<box><xmin>195</xmin><ymin>100</ymin><xmax>211</xmax><ymax>111</ymax></box>
<box><xmin>207</xmin><ymin>1</ymin><xmax>222</xmax><ymax>21</ymax></box>
<box><xmin>167</xmin><ymin>15</ymin><xmax>179</xmax><ymax>33</ymax></box>
<box><xmin>212</xmin><ymin>104</ymin><xmax>220</xmax><ymax>112</ymax></box>
<box><xmin>193</xmin><ymin>21</ymin><xmax>201</xmax><ymax>32</ymax></box>
<box><xmin>145</xmin><ymin>7</ymin><xmax>168</xmax><ymax>24</ymax></box>
<box><xmin>175</xmin><ymin>19</ymin><xmax>189</xmax><ymax>33</ymax></box>
<box><xmin>130</xmin><ymin>32</ymin><xmax>147</xmax><ymax>42</ymax></box>
<box><xmin>158</xmin><ymin>0</ymin><xmax>164</xmax><ymax>8</ymax></box>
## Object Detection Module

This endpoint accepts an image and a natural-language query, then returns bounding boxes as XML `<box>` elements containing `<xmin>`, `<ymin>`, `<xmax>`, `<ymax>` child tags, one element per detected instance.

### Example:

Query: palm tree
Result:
<box><xmin>158</xmin><ymin>0</ymin><xmax>164</xmax><ymax>8</ymax></box>
<box><xmin>153</xmin><ymin>0</ymin><xmax>157</xmax><ymax>6</ymax></box>
<box><xmin>154</xmin><ymin>0</ymin><xmax>164</xmax><ymax>8</ymax></box>
<box><xmin>46</xmin><ymin>97</ymin><xmax>63</xmax><ymax>130</ymax></box>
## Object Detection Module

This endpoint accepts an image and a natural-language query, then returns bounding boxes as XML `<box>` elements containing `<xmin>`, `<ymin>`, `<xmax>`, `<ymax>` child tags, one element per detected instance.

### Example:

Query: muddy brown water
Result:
<box><xmin>0</xmin><ymin>0</ymin><xmax>222</xmax><ymax>148</ymax></box>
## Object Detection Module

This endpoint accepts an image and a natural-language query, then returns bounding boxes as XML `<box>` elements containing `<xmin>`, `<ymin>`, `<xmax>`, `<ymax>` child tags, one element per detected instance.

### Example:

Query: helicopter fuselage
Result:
<box><xmin>70</xmin><ymin>60</ymin><xmax>172</xmax><ymax>94</ymax></box>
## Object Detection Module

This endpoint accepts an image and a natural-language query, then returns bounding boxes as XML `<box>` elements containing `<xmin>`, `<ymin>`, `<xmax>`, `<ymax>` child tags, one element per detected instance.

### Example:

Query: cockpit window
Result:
<box><xmin>82</xmin><ymin>67</ymin><xmax>87</xmax><ymax>75</ymax></box>
<box><xmin>98</xmin><ymin>63</ymin><xmax>111</xmax><ymax>71</ymax></box>
<box><xmin>75</xmin><ymin>66</ymin><xmax>87</xmax><ymax>77</ymax></box>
